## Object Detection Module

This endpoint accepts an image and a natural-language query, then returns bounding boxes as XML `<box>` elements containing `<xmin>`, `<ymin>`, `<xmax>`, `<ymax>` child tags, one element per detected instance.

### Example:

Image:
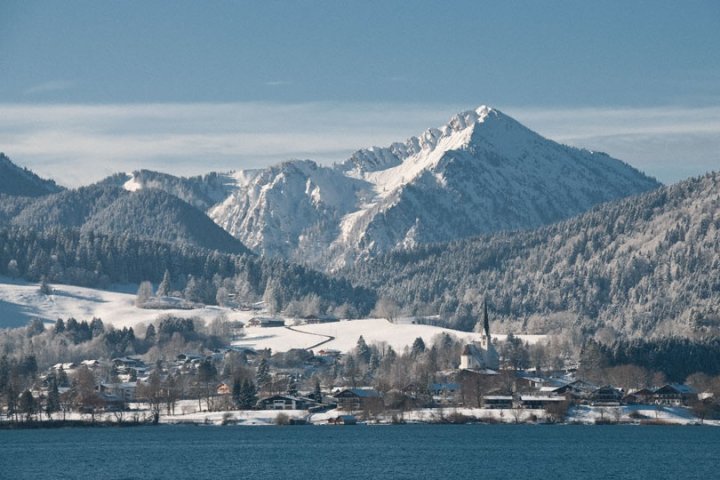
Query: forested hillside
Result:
<box><xmin>0</xmin><ymin>153</ymin><xmax>63</xmax><ymax>197</ymax></box>
<box><xmin>349</xmin><ymin>172</ymin><xmax>720</xmax><ymax>339</ymax></box>
<box><xmin>0</xmin><ymin>226</ymin><xmax>375</xmax><ymax>315</ymax></box>
<box><xmin>82</xmin><ymin>189</ymin><xmax>249</xmax><ymax>254</ymax></box>
<box><xmin>2</xmin><ymin>184</ymin><xmax>249</xmax><ymax>254</ymax></box>
<box><xmin>101</xmin><ymin>170</ymin><xmax>235</xmax><ymax>210</ymax></box>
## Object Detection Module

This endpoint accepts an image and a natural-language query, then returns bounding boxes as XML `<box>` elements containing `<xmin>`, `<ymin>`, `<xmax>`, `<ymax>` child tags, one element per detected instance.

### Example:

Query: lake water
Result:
<box><xmin>1</xmin><ymin>424</ymin><xmax>718</xmax><ymax>479</ymax></box>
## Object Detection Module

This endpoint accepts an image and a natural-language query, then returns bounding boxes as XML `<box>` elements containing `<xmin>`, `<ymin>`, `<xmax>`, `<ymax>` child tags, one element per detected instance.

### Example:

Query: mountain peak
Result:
<box><xmin>445</xmin><ymin>105</ymin><xmax>494</xmax><ymax>133</ymax></box>
<box><xmin>336</xmin><ymin>105</ymin><xmax>500</xmax><ymax>175</ymax></box>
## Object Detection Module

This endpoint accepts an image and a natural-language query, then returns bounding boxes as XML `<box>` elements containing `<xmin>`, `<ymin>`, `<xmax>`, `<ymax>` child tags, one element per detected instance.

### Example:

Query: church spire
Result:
<box><xmin>483</xmin><ymin>300</ymin><xmax>490</xmax><ymax>338</ymax></box>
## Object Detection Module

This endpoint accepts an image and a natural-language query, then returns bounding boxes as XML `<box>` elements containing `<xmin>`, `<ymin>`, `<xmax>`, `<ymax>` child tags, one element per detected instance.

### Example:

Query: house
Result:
<box><xmin>328</xmin><ymin>414</ymin><xmax>357</xmax><ymax>425</ymax></box>
<box><xmin>623</xmin><ymin>388</ymin><xmax>654</xmax><ymax>405</ymax></box>
<box><xmin>248</xmin><ymin>317</ymin><xmax>285</xmax><ymax>328</ymax></box>
<box><xmin>514</xmin><ymin>376</ymin><xmax>547</xmax><ymax>393</ymax></box>
<box><xmin>316</xmin><ymin>349</ymin><xmax>341</xmax><ymax>357</ymax></box>
<box><xmin>256</xmin><ymin>394</ymin><xmax>317</xmax><ymax>410</ymax></box>
<box><xmin>431</xmin><ymin>383</ymin><xmax>460</xmax><ymax>404</ymax></box>
<box><xmin>547</xmin><ymin>380</ymin><xmax>597</xmax><ymax>400</ymax></box>
<box><xmin>98</xmin><ymin>382</ymin><xmax>137</xmax><ymax>402</ymax></box>
<box><xmin>176</xmin><ymin>353</ymin><xmax>204</xmax><ymax>364</ymax></box>
<box><xmin>589</xmin><ymin>386</ymin><xmax>623</xmax><ymax>406</ymax></box>
<box><xmin>52</xmin><ymin>362</ymin><xmax>78</xmax><ymax>371</ymax></box>
<box><xmin>519</xmin><ymin>395</ymin><xmax>567</xmax><ymax>410</ymax></box>
<box><xmin>304</xmin><ymin>317</ymin><xmax>339</xmax><ymax>324</ymax></box>
<box><xmin>315</xmin><ymin>349</ymin><xmax>342</xmax><ymax>362</ymax></box>
<box><xmin>652</xmin><ymin>384</ymin><xmax>697</xmax><ymax>406</ymax></box>
<box><xmin>483</xmin><ymin>395</ymin><xmax>514</xmax><ymax>409</ymax></box>
<box><xmin>334</xmin><ymin>388</ymin><xmax>383</xmax><ymax>411</ymax></box>
<box><xmin>112</xmin><ymin>357</ymin><xmax>147</xmax><ymax>378</ymax></box>
<box><xmin>97</xmin><ymin>392</ymin><xmax>125</xmax><ymax>411</ymax></box>
<box><xmin>216</xmin><ymin>383</ymin><xmax>231</xmax><ymax>395</ymax></box>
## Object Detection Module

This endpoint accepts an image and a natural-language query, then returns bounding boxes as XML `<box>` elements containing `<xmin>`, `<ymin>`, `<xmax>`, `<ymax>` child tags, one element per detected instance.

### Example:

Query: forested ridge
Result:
<box><xmin>0</xmin><ymin>153</ymin><xmax>63</xmax><ymax>197</ymax></box>
<box><xmin>349</xmin><ymin>172</ymin><xmax>720</xmax><ymax>339</ymax></box>
<box><xmin>2</xmin><ymin>184</ymin><xmax>249</xmax><ymax>254</ymax></box>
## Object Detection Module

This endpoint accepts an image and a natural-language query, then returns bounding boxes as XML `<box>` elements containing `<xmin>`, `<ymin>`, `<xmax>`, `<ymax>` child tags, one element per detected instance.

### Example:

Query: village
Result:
<box><xmin>2</xmin><ymin>305</ymin><xmax>718</xmax><ymax>427</ymax></box>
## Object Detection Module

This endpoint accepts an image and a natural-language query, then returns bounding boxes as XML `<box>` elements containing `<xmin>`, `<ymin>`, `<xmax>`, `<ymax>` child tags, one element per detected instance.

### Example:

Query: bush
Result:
<box><xmin>274</xmin><ymin>412</ymin><xmax>290</xmax><ymax>425</ymax></box>
<box><xmin>444</xmin><ymin>412</ymin><xmax>475</xmax><ymax>424</ymax></box>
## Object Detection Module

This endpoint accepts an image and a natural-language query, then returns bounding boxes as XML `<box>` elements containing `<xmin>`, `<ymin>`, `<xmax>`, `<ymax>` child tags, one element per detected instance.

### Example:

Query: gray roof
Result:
<box><xmin>335</xmin><ymin>388</ymin><xmax>381</xmax><ymax>398</ymax></box>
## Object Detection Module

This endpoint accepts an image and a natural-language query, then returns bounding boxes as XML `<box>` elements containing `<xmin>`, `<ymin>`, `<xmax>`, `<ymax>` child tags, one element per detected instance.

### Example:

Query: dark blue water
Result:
<box><xmin>1</xmin><ymin>424</ymin><xmax>717</xmax><ymax>479</ymax></box>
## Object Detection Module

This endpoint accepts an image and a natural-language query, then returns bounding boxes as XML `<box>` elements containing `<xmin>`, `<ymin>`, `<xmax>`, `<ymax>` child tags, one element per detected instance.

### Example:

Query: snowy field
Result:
<box><xmin>0</xmin><ymin>277</ymin><xmax>239</xmax><ymax>330</ymax></box>
<box><xmin>236</xmin><ymin>318</ymin><xmax>545</xmax><ymax>354</ymax></box>
<box><xmin>0</xmin><ymin>277</ymin><xmax>544</xmax><ymax>353</ymax></box>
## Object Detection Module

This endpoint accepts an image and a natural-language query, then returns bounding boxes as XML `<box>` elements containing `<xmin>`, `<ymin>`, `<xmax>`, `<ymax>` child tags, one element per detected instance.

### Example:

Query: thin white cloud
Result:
<box><xmin>264</xmin><ymin>80</ymin><xmax>292</xmax><ymax>86</ymax></box>
<box><xmin>23</xmin><ymin>80</ymin><xmax>75</xmax><ymax>95</ymax></box>
<box><xmin>504</xmin><ymin>105</ymin><xmax>720</xmax><ymax>182</ymax></box>
<box><xmin>0</xmin><ymin>102</ymin><xmax>717</xmax><ymax>187</ymax></box>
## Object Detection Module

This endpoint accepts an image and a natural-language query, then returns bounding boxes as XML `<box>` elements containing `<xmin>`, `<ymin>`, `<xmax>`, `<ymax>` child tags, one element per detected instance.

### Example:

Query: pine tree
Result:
<box><xmin>53</xmin><ymin>318</ymin><xmax>65</xmax><ymax>335</ymax></box>
<box><xmin>144</xmin><ymin>324</ymin><xmax>156</xmax><ymax>344</ymax></box>
<box><xmin>39</xmin><ymin>276</ymin><xmax>52</xmax><ymax>295</ymax></box>
<box><xmin>46</xmin><ymin>375</ymin><xmax>61</xmax><ymax>419</ymax></box>
<box><xmin>136</xmin><ymin>281</ymin><xmax>154</xmax><ymax>307</ymax></box>
<box><xmin>287</xmin><ymin>376</ymin><xmax>298</xmax><ymax>396</ymax></box>
<box><xmin>90</xmin><ymin>318</ymin><xmax>105</xmax><ymax>337</ymax></box>
<box><xmin>356</xmin><ymin>335</ymin><xmax>371</xmax><ymax>364</ymax></box>
<box><xmin>313</xmin><ymin>378</ymin><xmax>322</xmax><ymax>403</ymax></box>
<box><xmin>263</xmin><ymin>279</ymin><xmax>282</xmax><ymax>315</ymax></box>
<box><xmin>232</xmin><ymin>378</ymin><xmax>242</xmax><ymax>408</ymax></box>
<box><xmin>157</xmin><ymin>270</ymin><xmax>172</xmax><ymax>297</ymax></box>
<box><xmin>411</xmin><ymin>337</ymin><xmax>426</xmax><ymax>356</ymax></box>
<box><xmin>239</xmin><ymin>380</ymin><xmax>258</xmax><ymax>409</ymax></box>
<box><xmin>255</xmin><ymin>358</ymin><xmax>271</xmax><ymax>392</ymax></box>
<box><xmin>369</xmin><ymin>352</ymin><xmax>380</xmax><ymax>373</ymax></box>
<box><xmin>19</xmin><ymin>390</ymin><xmax>35</xmax><ymax>422</ymax></box>
<box><xmin>184</xmin><ymin>276</ymin><xmax>201</xmax><ymax>303</ymax></box>
<box><xmin>57</xmin><ymin>367</ymin><xmax>69</xmax><ymax>387</ymax></box>
<box><xmin>385</xmin><ymin>346</ymin><xmax>397</xmax><ymax>365</ymax></box>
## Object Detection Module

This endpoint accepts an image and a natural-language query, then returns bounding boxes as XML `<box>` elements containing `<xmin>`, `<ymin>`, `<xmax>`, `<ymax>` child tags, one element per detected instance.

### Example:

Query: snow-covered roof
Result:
<box><xmin>656</xmin><ymin>384</ymin><xmax>696</xmax><ymax>394</ymax></box>
<box><xmin>335</xmin><ymin>388</ymin><xmax>381</xmax><ymax>398</ymax></box>
<box><xmin>539</xmin><ymin>386</ymin><xmax>565</xmax><ymax>392</ymax></box>
<box><xmin>520</xmin><ymin>396</ymin><xmax>565</xmax><ymax>402</ymax></box>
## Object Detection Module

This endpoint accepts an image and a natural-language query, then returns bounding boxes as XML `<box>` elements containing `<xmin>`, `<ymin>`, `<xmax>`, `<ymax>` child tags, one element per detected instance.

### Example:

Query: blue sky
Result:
<box><xmin>1</xmin><ymin>1</ymin><xmax>719</xmax><ymax>186</ymax></box>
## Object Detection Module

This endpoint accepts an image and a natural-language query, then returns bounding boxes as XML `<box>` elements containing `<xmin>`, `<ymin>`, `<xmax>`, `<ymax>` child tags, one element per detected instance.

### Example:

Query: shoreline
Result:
<box><xmin>2</xmin><ymin>416</ymin><xmax>716</xmax><ymax>429</ymax></box>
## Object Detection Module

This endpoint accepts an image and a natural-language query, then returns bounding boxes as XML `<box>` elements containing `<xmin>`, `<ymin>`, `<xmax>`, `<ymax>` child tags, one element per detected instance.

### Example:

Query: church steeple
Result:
<box><xmin>483</xmin><ymin>300</ymin><xmax>490</xmax><ymax>338</ymax></box>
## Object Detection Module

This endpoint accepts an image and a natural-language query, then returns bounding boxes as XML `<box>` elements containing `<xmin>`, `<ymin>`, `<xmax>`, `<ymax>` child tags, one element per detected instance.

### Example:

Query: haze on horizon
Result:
<box><xmin>1</xmin><ymin>1</ymin><xmax>718</xmax><ymax>187</ymax></box>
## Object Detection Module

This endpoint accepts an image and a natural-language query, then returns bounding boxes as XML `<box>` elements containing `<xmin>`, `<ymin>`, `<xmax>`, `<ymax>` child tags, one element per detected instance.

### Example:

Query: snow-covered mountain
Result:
<box><xmin>207</xmin><ymin>106</ymin><xmax>660</xmax><ymax>269</ymax></box>
<box><xmin>209</xmin><ymin>160</ymin><xmax>373</xmax><ymax>264</ymax></box>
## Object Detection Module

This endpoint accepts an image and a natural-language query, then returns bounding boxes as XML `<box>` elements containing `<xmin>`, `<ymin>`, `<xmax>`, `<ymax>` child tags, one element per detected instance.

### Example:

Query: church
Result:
<box><xmin>459</xmin><ymin>302</ymin><xmax>500</xmax><ymax>371</ymax></box>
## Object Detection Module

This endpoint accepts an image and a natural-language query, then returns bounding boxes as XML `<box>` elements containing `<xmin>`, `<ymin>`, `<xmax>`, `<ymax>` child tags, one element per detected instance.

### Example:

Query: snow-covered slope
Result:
<box><xmin>210</xmin><ymin>106</ymin><xmax>660</xmax><ymax>269</ymax></box>
<box><xmin>0</xmin><ymin>278</ymin><xmax>227</xmax><ymax>330</ymax></box>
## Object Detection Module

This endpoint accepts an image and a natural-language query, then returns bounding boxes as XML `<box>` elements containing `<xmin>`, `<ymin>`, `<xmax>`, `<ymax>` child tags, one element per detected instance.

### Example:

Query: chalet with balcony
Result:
<box><xmin>334</xmin><ymin>388</ymin><xmax>382</xmax><ymax>411</ymax></box>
